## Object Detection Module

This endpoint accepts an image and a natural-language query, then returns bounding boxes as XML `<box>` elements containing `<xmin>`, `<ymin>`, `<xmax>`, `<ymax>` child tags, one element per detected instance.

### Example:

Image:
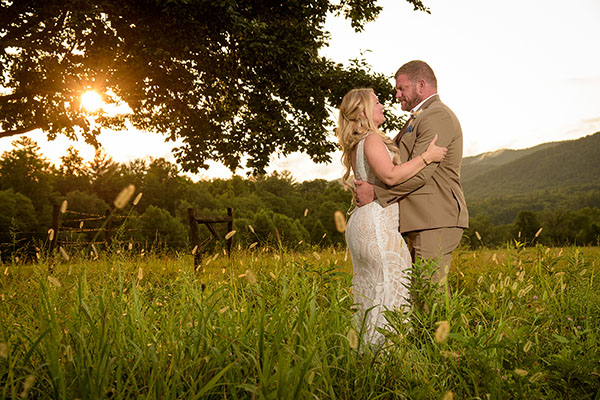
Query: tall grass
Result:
<box><xmin>0</xmin><ymin>244</ymin><xmax>599</xmax><ymax>398</ymax></box>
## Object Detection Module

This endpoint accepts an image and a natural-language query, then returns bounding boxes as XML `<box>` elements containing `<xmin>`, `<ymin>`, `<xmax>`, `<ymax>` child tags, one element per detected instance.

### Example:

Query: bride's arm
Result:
<box><xmin>364</xmin><ymin>133</ymin><xmax>446</xmax><ymax>186</ymax></box>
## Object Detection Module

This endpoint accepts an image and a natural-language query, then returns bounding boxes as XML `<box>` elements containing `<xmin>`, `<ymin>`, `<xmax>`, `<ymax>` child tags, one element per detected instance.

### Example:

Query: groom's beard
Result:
<box><xmin>399</xmin><ymin>94</ymin><xmax>422</xmax><ymax>111</ymax></box>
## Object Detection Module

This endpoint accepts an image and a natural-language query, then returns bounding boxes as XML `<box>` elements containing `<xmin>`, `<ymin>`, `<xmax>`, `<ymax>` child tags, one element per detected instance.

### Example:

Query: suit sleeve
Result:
<box><xmin>374</xmin><ymin>107</ymin><xmax>455</xmax><ymax>202</ymax></box>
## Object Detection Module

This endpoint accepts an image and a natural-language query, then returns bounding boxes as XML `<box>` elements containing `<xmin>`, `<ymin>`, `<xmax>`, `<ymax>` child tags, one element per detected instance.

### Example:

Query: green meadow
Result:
<box><xmin>1</xmin><ymin>244</ymin><xmax>599</xmax><ymax>399</ymax></box>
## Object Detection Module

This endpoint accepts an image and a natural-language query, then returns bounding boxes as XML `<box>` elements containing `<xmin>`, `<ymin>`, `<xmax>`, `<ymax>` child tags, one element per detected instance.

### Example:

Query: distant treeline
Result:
<box><xmin>1</xmin><ymin>137</ymin><xmax>599</xmax><ymax>260</ymax></box>
<box><xmin>463</xmin><ymin>185</ymin><xmax>600</xmax><ymax>248</ymax></box>
<box><xmin>0</xmin><ymin>137</ymin><xmax>352</xmax><ymax>259</ymax></box>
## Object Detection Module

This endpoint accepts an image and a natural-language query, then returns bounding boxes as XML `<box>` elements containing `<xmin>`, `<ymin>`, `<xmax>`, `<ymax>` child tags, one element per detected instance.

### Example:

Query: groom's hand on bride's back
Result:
<box><xmin>354</xmin><ymin>180</ymin><xmax>375</xmax><ymax>207</ymax></box>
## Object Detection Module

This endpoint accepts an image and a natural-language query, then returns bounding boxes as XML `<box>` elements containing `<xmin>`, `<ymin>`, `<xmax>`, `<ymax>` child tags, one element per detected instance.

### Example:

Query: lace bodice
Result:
<box><xmin>345</xmin><ymin>136</ymin><xmax>412</xmax><ymax>345</ymax></box>
<box><xmin>354</xmin><ymin>135</ymin><xmax>394</xmax><ymax>185</ymax></box>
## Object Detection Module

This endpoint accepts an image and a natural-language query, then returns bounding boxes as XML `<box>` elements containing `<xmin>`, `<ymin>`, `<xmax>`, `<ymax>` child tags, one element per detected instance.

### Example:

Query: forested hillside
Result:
<box><xmin>461</xmin><ymin>132</ymin><xmax>600</xmax><ymax>248</ymax></box>
<box><xmin>462</xmin><ymin>132</ymin><xmax>600</xmax><ymax>198</ymax></box>
<box><xmin>461</xmin><ymin>142</ymin><xmax>561</xmax><ymax>182</ymax></box>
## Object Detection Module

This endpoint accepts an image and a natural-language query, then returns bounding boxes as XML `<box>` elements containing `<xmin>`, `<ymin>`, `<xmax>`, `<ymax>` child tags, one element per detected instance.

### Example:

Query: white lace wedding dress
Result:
<box><xmin>345</xmin><ymin>137</ymin><xmax>412</xmax><ymax>345</ymax></box>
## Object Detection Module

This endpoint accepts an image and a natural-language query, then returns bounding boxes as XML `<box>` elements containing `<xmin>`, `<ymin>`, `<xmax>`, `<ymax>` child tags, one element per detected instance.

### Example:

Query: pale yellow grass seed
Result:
<box><xmin>441</xmin><ymin>391</ymin><xmax>454</xmax><ymax>400</ymax></box>
<box><xmin>20</xmin><ymin>375</ymin><xmax>35</xmax><ymax>398</ymax></box>
<box><xmin>245</xmin><ymin>269</ymin><xmax>257</xmax><ymax>285</ymax></box>
<box><xmin>114</xmin><ymin>184</ymin><xmax>136</xmax><ymax>209</ymax></box>
<box><xmin>133</xmin><ymin>192</ymin><xmax>143</xmax><ymax>206</ymax></box>
<box><xmin>334</xmin><ymin>210</ymin><xmax>346</xmax><ymax>233</ymax></box>
<box><xmin>514</xmin><ymin>368</ymin><xmax>528</xmax><ymax>377</ymax></box>
<box><xmin>434</xmin><ymin>321</ymin><xmax>450</xmax><ymax>343</ymax></box>
<box><xmin>47</xmin><ymin>276</ymin><xmax>61</xmax><ymax>287</ymax></box>
<box><xmin>59</xmin><ymin>246</ymin><xmax>70</xmax><ymax>261</ymax></box>
<box><xmin>440</xmin><ymin>350</ymin><xmax>458</xmax><ymax>358</ymax></box>
<box><xmin>347</xmin><ymin>328</ymin><xmax>358</xmax><ymax>349</ymax></box>
<box><xmin>0</xmin><ymin>342</ymin><xmax>8</xmax><ymax>358</ymax></box>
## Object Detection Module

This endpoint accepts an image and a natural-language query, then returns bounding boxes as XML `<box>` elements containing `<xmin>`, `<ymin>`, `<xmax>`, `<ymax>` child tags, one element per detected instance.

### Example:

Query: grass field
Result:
<box><xmin>1</xmin><ymin>244</ymin><xmax>599</xmax><ymax>399</ymax></box>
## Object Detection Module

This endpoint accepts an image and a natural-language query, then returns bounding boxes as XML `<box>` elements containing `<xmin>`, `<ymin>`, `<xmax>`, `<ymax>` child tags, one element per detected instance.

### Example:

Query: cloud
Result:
<box><xmin>582</xmin><ymin>117</ymin><xmax>600</xmax><ymax>125</ymax></box>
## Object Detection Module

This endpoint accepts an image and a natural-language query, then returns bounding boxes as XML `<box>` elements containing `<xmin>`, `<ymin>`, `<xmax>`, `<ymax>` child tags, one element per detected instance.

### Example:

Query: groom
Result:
<box><xmin>355</xmin><ymin>60</ymin><xmax>469</xmax><ymax>284</ymax></box>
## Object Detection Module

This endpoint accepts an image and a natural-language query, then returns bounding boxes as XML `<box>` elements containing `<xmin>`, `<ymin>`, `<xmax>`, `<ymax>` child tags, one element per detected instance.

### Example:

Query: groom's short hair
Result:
<box><xmin>395</xmin><ymin>60</ymin><xmax>437</xmax><ymax>89</ymax></box>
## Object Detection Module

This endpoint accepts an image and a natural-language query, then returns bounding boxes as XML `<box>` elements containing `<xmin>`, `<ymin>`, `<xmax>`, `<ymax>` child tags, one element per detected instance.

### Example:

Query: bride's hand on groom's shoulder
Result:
<box><xmin>424</xmin><ymin>135</ymin><xmax>448</xmax><ymax>163</ymax></box>
<box><xmin>354</xmin><ymin>179</ymin><xmax>375</xmax><ymax>207</ymax></box>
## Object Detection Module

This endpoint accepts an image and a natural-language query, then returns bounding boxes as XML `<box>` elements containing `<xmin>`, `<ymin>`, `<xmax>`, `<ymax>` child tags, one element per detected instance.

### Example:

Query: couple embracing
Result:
<box><xmin>337</xmin><ymin>60</ymin><xmax>469</xmax><ymax>344</ymax></box>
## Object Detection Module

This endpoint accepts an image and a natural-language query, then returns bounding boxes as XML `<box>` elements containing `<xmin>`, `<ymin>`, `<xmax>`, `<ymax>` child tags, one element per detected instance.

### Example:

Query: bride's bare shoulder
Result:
<box><xmin>364</xmin><ymin>132</ymin><xmax>385</xmax><ymax>148</ymax></box>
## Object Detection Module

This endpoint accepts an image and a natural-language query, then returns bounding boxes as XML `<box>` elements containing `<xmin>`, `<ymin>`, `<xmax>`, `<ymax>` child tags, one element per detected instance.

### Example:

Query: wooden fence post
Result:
<box><xmin>188</xmin><ymin>208</ymin><xmax>234</xmax><ymax>268</ymax></box>
<box><xmin>188</xmin><ymin>208</ymin><xmax>202</xmax><ymax>267</ymax></box>
<box><xmin>104</xmin><ymin>209</ymin><xmax>113</xmax><ymax>248</ymax></box>
<box><xmin>227</xmin><ymin>207</ymin><xmax>233</xmax><ymax>255</ymax></box>
<box><xmin>49</xmin><ymin>204</ymin><xmax>60</xmax><ymax>253</ymax></box>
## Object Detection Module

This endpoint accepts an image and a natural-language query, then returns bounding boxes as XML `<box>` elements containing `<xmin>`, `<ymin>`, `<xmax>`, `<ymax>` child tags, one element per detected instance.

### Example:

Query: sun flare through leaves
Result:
<box><xmin>80</xmin><ymin>90</ymin><xmax>103</xmax><ymax>112</ymax></box>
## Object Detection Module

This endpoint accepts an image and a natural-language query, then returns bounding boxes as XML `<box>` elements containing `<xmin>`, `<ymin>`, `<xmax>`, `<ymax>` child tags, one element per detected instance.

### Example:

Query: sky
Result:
<box><xmin>2</xmin><ymin>0</ymin><xmax>600</xmax><ymax>182</ymax></box>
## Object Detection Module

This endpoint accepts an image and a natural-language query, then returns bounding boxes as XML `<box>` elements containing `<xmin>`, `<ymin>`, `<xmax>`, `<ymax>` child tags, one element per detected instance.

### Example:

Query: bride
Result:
<box><xmin>336</xmin><ymin>88</ymin><xmax>447</xmax><ymax>345</ymax></box>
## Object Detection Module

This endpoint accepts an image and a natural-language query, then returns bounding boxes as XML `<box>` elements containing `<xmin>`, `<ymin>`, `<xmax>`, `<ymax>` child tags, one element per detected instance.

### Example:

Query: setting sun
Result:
<box><xmin>81</xmin><ymin>90</ymin><xmax>103</xmax><ymax>112</ymax></box>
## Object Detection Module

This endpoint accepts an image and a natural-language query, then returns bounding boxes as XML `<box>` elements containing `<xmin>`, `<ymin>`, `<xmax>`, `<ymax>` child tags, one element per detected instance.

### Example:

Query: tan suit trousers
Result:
<box><xmin>403</xmin><ymin>227</ymin><xmax>463</xmax><ymax>284</ymax></box>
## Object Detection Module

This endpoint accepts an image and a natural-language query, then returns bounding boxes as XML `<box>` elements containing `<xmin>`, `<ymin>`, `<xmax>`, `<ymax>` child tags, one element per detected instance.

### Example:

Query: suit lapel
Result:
<box><xmin>394</xmin><ymin>116</ymin><xmax>415</xmax><ymax>146</ymax></box>
<box><xmin>393</xmin><ymin>116</ymin><xmax>414</xmax><ymax>145</ymax></box>
<box><xmin>395</xmin><ymin>95</ymin><xmax>442</xmax><ymax>158</ymax></box>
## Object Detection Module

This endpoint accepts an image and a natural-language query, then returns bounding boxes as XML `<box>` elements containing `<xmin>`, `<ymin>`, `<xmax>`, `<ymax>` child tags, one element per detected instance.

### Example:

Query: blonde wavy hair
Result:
<box><xmin>336</xmin><ymin>88</ymin><xmax>401</xmax><ymax>192</ymax></box>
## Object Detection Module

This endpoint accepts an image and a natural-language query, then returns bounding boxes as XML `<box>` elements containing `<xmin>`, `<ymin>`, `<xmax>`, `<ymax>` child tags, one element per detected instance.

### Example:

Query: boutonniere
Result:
<box><xmin>410</xmin><ymin>108</ymin><xmax>423</xmax><ymax>119</ymax></box>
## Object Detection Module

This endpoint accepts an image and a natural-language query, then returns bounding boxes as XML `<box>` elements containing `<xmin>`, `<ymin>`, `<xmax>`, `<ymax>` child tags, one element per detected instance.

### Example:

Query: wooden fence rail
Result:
<box><xmin>48</xmin><ymin>205</ymin><xmax>128</xmax><ymax>253</ymax></box>
<box><xmin>47</xmin><ymin>204</ymin><xmax>234</xmax><ymax>268</ymax></box>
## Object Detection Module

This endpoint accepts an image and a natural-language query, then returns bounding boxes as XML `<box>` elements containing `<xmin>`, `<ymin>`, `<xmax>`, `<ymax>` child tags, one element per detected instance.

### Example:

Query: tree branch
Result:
<box><xmin>0</xmin><ymin>88</ymin><xmax>58</xmax><ymax>103</ymax></box>
<box><xmin>0</xmin><ymin>124</ymin><xmax>42</xmax><ymax>138</ymax></box>
<box><xmin>0</xmin><ymin>92</ymin><xmax>31</xmax><ymax>102</ymax></box>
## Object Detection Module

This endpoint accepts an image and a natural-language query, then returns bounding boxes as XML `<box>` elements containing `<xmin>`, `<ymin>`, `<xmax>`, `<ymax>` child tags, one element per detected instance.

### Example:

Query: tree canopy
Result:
<box><xmin>1</xmin><ymin>0</ymin><xmax>429</xmax><ymax>174</ymax></box>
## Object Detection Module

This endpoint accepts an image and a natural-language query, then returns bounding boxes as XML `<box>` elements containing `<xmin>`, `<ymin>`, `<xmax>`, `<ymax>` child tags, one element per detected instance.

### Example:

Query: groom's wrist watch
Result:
<box><xmin>420</xmin><ymin>154</ymin><xmax>430</xmax><ymax>165</ymax></box>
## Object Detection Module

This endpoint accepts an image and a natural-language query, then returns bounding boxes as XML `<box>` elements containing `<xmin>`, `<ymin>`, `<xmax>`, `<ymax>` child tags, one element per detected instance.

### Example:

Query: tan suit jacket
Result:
<box><xmin>374</xmin><ymin>95</ymin><xmax>469</xmax><ymax>233</ymax></box>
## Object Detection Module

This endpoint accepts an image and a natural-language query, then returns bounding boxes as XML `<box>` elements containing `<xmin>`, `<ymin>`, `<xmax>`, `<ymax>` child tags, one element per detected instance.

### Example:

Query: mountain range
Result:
<box><xmin>461</xmin><ymin>132</ymin><xmax>600</xmax><ymax>200</ymax></box>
